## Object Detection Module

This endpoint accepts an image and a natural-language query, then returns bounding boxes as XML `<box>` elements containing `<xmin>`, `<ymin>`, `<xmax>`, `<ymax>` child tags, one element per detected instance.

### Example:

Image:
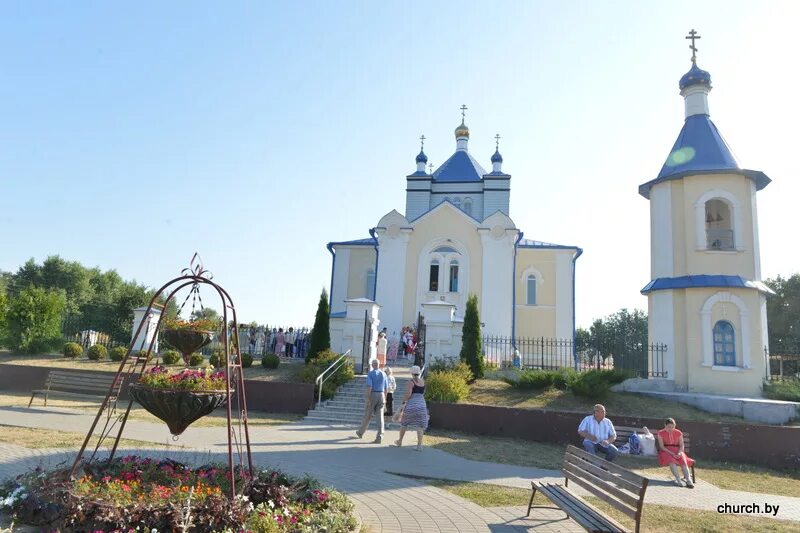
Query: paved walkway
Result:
<box><xmin>1</xmin><ymin>405</ymin><xmax>799</xmax><ymax>531</ymax></box>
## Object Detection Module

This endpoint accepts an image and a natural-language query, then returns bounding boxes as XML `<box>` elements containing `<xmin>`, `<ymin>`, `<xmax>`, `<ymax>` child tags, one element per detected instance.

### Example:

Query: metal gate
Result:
<box><xmin>361</xmin><ymin>310</ymin><xmax>374</xmax><ymax>374</ymax></box>
<box><xmin>414</xmin><ymin>312</ymin><xmax>426</xmax><ymax>367</ymax></box>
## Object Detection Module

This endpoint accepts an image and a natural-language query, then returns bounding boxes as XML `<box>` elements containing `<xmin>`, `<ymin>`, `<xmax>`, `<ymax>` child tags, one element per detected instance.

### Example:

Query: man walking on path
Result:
<box><xmin>356</xmin><ymin>359</ymin><xmax>387</xmax><ymax>443</ymax></box>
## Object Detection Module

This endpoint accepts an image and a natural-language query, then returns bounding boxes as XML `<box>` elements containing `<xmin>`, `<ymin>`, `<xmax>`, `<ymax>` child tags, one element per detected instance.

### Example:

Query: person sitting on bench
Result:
<box><xmin>657</xmin><ymin>417</ymin><xmax>695</xmax><ymax>488</ymax></box>
<box><xmin>578</xmin><ymin>403</ymin><xmax>618</xmax><ymax>462</ymax></box>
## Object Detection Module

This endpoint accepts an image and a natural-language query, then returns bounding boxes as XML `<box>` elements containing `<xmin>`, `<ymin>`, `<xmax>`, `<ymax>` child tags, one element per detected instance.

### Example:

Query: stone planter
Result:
<box><xmin>128</xmin><ymin>384</ymin><xmax>228</xmax><ymax>435</ymax></box>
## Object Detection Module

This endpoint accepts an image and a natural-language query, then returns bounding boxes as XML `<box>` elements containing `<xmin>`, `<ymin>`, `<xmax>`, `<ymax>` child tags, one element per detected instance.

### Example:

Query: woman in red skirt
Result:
<box><xmin>657</xmin><ymin>417</ymin><xmax>695</xmax><ymax>488</ymax></box>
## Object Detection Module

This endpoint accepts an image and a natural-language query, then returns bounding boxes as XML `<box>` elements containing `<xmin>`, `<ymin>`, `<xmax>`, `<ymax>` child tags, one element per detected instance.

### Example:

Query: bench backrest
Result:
<box><xmin>46</xmin><ymin>370</ymin><xmax>118</xmax><ymax>395</ymax></box>
<box><xmin>615</xmin><ymin>425</ymin><xmax>691</xmax><ymax>453</ymax></box>
<box><xmin>563</xmin><ymin>445</ymin><xmax>648</xmax><ymax>523</ymax></box>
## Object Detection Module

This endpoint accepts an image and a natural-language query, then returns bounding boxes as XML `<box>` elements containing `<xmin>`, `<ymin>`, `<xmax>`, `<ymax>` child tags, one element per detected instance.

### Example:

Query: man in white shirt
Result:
<box><xmin>578</xmin><ymin>404</ymin><xmax>618</xmax><ymax>462</ymax></box>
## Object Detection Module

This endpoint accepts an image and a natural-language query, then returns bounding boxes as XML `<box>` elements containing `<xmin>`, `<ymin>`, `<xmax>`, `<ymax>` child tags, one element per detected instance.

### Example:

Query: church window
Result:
<box><xmin>464</xmin><ymin>198</ymin><xmax>473</xmax><ymax>216</ymax></box>
<box><xmin>713</xmin><ymin>320</ymin><xmax>735</xmax><ymax>366</ymax></box>
<box><xmin>526</xmin><ymin>275</ymin><xmax>537</xmax><ymax>305</ymax></box>
<box><xmin>449</xmin><ymin>260</ymin><xmax>459</xmax><ymax>292</ymax></box>
<box><xmin>433</xmin><ymin>246</ymin><xmax>458</xmax><ymax>254</ymax></box>
<box><xmin>705</xmin><ymin>199</ymin><xmax>734</xmax><ymax>250</ymax></box>
<box><xmin>429</xmin><ymin>260</ymin><xmax>439</xmax><ymax>292</ymax></box>
<box><xmin>365</xmin><ymin>268</ymin><xmax>375</xmax><ymax>300</ymax></box>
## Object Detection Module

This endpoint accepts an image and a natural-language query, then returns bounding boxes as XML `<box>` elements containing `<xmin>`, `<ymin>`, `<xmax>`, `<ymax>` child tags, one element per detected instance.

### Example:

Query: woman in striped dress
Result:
<box><xmin>394</xmin><ymin>365</ymin><xmax>429</xmax><ymax>451</ymax></box>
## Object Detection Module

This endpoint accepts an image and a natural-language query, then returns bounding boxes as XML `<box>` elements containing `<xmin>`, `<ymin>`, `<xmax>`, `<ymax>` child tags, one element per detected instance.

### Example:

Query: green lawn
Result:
<box><xmin>425</xmin><ymin>428</ymin><xmax>800</xmax><ymax>498</ymax></box>
<box><xmin>467</xmin><ymin>377</ymin><xmax>750</xmax><ymax>424</ymax></box>
<box><xmin>0</xmin><ymin>351</ymin><xmax>305</xmax><ymax>382</ymax></box>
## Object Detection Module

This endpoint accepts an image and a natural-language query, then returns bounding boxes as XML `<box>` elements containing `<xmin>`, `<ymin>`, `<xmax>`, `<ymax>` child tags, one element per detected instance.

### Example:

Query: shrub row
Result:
<box><xmin>503</xmin><ymin>368</ymin><xmax>633</xmax><ymax>399</ymax></box>
<box><xmin>763</xmin><ymin>380</ymin><xmax>800</xmax><ymax>402</ymax></box>
<box><xmin>424</xmin><ymin>359</ymin><xmax>473</xmax><ymax>403</ymax></box>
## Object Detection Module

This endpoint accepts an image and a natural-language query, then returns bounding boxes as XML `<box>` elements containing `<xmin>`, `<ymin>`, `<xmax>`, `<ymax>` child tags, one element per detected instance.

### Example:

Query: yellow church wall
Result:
<box><xmin>670</xmin><ymin>182</ymin><xmax>687</xmax><ymax>275</ymax></box>
<box><xmin>678</xmin><ymin>288</ymin><xmax>765</xmax><ymax>396</ymax></box>
<box><xmin>679</xmin><ymin>174</ymin><xmax>757</xmax><ymax>278</ymax></box>
<box><xmin>345</xmin><ymin>248</ymin><xmax>376</xmax><ymax>299</ymax></box>
<box><xmin>514</xmin><ymin>249</ymin><xmax>558</xmax><ymax>338</ymax></box>
<box><xmin>402</xmin><ymin>207</ymin><xmax>483</xmax><ymax>326</ymax></box>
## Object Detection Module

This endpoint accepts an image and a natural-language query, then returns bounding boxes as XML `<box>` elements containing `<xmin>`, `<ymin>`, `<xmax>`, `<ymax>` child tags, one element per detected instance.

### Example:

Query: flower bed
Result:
<box><xmin>0</xmin><ymin>456</ymin><xmax>358</xmax><ymax>532</ymax></box>
<box><xmin>139</xmin><ymin>366</ymin><xmax>227</xmax><ymax>391</ymax></box>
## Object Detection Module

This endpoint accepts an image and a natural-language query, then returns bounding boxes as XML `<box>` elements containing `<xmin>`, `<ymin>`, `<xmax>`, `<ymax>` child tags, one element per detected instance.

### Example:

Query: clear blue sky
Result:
<box><xmin>2</xmin><ymin>1</ymin><xmax>798</xmax><ymax>329</ymax></box>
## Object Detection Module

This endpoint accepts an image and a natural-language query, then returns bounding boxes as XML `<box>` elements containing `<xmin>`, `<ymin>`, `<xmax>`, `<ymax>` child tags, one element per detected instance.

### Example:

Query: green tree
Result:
<box><xmin>765</xmin><ymin>274</ymin><xmax>800</xmax><ymax>352</ymax></box>
<box><xmin>0</xmin><ymin>292</ymin><xmax>8</xmax><ymax>347</ymax></box>
<box><xmin>192</xmin><ymin>307</ymin><xmax>221</xmax><ymax>321</ymax></box>
<box><xmin>6</xmin><ymin>286</ymin><xmax>66</xmax><ymax>353</ymax></box>
<box><xmin>580</xmin><ymin>308</ymin><xmax>648</xmax><ymax>371</ymax></box>
<box><xmin>307</xmin><ymin>289</ymin><xmax>330</xmax><ymax>363</ymax></box>
<box><xmin>460</xmin><ymin>293</ymin><xmax>484</xmax><ymax>379</ymax></box>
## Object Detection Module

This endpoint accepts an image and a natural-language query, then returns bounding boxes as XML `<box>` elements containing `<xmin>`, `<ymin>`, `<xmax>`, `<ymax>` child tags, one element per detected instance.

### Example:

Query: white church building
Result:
<box><xmin>327</xmin><ymin>116</ymin><xmax>581</xmax><ymax>358</ymax></box>
<box><xmin>640</xmin><ymin>36</ymin><xmax>772</xmax><ymax>396</ymax></box>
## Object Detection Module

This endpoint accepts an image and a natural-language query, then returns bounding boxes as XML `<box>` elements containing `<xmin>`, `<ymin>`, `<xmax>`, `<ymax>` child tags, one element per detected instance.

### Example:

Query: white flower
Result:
<box><xmin>283</xmin><ymin>507</ymin><xmax>290</xmax><ymax>516</ymax></box>
<box><xmin>268</xmin><ymin>499</ymin><xmax>275</xmax><ymax>509</ymax></box>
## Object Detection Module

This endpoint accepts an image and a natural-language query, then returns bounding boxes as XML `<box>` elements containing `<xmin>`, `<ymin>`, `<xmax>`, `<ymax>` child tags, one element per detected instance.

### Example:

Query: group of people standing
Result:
<box><xmin>356</xmin><ymin>360</ymin><xmax>429</xmax><ymax>451</ymax></box>
<box><xmin>373</xmin><ymin>326</ymin><xmax>422</xmax><ymax>368</ymax></box>
<box><xmin>242</xmin><ymin>326</ymin><xmax>309</xmax><ymax>358</ymax></box>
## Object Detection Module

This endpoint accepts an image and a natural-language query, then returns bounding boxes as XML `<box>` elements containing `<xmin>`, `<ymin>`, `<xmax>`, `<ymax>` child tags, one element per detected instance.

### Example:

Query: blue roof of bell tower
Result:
<box><xmin>432</xmin><ymin>150</ymin><xmax>487</xmax><ymax>182</ymax></box>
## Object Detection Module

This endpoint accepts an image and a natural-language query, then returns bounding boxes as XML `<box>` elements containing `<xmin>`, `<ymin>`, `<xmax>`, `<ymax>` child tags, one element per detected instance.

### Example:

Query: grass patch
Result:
<box><xmin>425</xmin><ymin>428</ymin><xmax>800</xmax><ymax>498</ymax></box>
<box><xmin>395</xmin><ymin>475</ymin><xmax>529</xmax><ymax>507</ymax></box>
<box><xmin>0</xmin><ymin>425</ymin><xmax>172</xmax><ymax>450</ymax></box>
<box><xmin>0</xmin><ymin>353</ymin><xmax>306</xmax><ymax>382</ymax></box>
<box><xmin>584</xmin><ymin>496</ymin><xmax>798</xmax><ymax>532</ymax></box>
<box><xmin>0</xmin><ymin>392</ymin><xmax>303</xmax><ymax>427</ymax></box>
<box><xmin>468</xmin><ymin>378</ymin><xmax>749</xmax><ymax>424</ymax></box>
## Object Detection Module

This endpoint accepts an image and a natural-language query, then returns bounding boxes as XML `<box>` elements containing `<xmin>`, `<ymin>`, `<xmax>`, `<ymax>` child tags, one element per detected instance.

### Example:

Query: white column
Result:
<box><xmin>479</xmin><ymin>229</ymin><xmax>515</xmax><ymax>336</ymax></box>
<box><xmin>341</xmin><ymin>299</ymin><xmax>381</xmax><ymax>373</ymax></box>
<box><xmin>374</xmin><ymin>228</ymin><xmax>410</xmax><ymax>336</ymax></box>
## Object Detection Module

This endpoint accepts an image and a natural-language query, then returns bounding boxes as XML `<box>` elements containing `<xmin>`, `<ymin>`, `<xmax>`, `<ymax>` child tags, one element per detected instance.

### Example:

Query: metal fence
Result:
<box><xmin>482</xmin><ymin>335</ymin><xmax>668</xmax><ymax>378</ymax></box>
<box><xmin>766</xmin><ymin>348</ymin><xmax>800</xmax><ymax>381</ymax></box>
<box><xmin>61</xmin><ymin>316</ymin><xmax>130</xmax><ymax>351</ymax></box>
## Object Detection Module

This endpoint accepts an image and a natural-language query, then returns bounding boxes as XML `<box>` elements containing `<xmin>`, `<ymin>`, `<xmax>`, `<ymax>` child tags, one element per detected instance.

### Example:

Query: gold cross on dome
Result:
<box><xmin>460</xmin><ymin>104</ymin><xmax>468</xmax><ymax>122</ymax></box>
<box><xmin>686</xmin><ymin>29</ymin><xmax>701</xmax><ymax>64</ymax></box>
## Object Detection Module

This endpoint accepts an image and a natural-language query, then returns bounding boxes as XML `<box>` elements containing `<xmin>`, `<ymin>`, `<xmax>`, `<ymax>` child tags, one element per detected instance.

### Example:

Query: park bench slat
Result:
<box><xmin>29</xmin><ymin>370</ymin><xmax>119</xmax><ymax>407</ymax></box>
<box><xmin>544</xmin><ymin>484</ymin><xmax>626</xmax><ymax>533</ymax></box>
<box><xmin>614</xmin><ymin>425</ymin><xmax>696</xmax><ymax>483</ymax></box>
<box><xmin>562</xmin><ymin>462</ymin><xmax>641</xmax><ymax>510</ymax></box>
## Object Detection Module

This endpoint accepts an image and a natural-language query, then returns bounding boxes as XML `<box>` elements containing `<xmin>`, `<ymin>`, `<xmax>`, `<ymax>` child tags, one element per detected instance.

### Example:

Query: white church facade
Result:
<box><xmin>640</xmin><ymin>35</ymin><xmax>772</xmax><ymax>396</ymax></box>
<box><xmin>327</xmin><ymin>117</ymin><xmax>581</xmax><ymax>355</ymax></box>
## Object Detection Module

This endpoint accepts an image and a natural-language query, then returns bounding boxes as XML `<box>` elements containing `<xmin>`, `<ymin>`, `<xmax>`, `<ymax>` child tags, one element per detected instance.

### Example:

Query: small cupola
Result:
<box><xmin>491</xmin><ymin>134</ymin><xmax>503</xmax><ymax>172</ymax></box>
<box><xmin>679</xmin><ymin>29</ymin><xmax>712</xmax><ymax>118</ymax></box>
<box><xmin>415</xmin><ymin>135</ymin><xmax>429</xmax><ymax>173</ymax></box>
<box><xmin>455</xmin><ymin>104</ymin><xmax>469</xmax><ymax>151</ymax></box>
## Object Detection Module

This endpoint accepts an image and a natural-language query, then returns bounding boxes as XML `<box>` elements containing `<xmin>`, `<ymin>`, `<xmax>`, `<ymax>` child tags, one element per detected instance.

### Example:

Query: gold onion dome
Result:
<box><xmin>454</xmin><ymin>121</ymin><xmax>470</xmax><ymax>138</ymax></box>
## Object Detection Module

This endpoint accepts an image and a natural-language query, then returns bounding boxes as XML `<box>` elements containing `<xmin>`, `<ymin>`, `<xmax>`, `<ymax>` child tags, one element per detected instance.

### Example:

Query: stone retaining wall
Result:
<box><xmin>429</xmin><ymin>402</ymin><xmax>800</xmax><ymax>470</ymax></box>
<box><xmin>0</xmin><ymin>364</ymin><xmax>314</xmax><ymax>415</ymax></box>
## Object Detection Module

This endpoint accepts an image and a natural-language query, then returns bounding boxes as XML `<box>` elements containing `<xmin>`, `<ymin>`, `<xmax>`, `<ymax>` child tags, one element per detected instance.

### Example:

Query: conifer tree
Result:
<box><xmin>460</xmin><ymin>293</ymin><xmax>484</xmax><ymax>379</ymax></box>
<box><xmin>307</xmin><ymin>288</ymin><xmax>331</xmax><ymax>363</ymax></box>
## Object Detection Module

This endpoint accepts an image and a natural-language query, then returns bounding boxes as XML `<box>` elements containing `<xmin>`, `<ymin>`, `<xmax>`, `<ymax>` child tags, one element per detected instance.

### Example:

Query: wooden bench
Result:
<box><xmin>527</xmin><ymin>445</ymin><xmax>648</xmax><ymax>533</ymax></box>
<box><xmin>28</xmin><ymin>370</ymin><xmax>118</xmax><ymax>407</ymax></box>
<box><xmin>615</xmin><ymin>425</ymin><xmax>696</xmax><ymax>483</ymax></box>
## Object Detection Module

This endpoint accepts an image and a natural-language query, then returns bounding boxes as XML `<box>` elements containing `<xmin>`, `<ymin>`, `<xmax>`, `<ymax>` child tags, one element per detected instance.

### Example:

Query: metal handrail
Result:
<box><xmin>315</xmin><ymin>349</ymin><xmax>352</xmax><ymax>405</ymax></box>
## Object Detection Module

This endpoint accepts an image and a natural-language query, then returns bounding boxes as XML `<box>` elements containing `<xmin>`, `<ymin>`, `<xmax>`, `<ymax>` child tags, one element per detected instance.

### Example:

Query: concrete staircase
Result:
<box><xmin>304</xmin><ymin>368</ymin><xmax>412</xmax><ymax>427</ymax></box>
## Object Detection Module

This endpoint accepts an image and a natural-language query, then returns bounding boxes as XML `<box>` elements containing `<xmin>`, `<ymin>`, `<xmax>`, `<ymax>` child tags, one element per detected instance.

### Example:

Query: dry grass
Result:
<box><xmin>424</xmin><ymin>428</ymin><xmax>800</xmax><ymax>499</ymax></box>
<box><xmin>584</xmin><ymin>496</ymin><xmax>799</xmax><ymax>533</ymax></box>
<box><xmin>0</xmin><ymin>353</ymin><xmax>305</xmax><ymax>383</ymax></box>
<box><xmin>0</xmin><ymin>392</ymin><xmax>302</xmax><ymax>428</ymax></box>
<box><xmin>0</xmin><ymin>424</ymin><xmax>171</xmax><ymax>450</ymax></box>
<box><xmin>468</xmin><ymin>378</ymin><xmax>749</xmax><ymax>424</ymax></box>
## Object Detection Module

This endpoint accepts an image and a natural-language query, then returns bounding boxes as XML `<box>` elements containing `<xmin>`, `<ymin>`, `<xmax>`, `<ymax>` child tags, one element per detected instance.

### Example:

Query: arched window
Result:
<box><xmin>452</xmin><ymin>197</ymin><xmax>462</xmax><ymax>210</ymax></box>
<box><xmin>705</xmin><ymin>199</ymin><xmax>734</xmax><ymax>250</ymax></box>
<box><xmin>449</xmin><ymin>260</ymin><xmax>459</xmax><ymax>292</ymax></box>
<box><xmin>365</xmin><ymin>268</ymin><xmax>375</xmax><ymax>300</ymax></box>
<box><xmin>463</xmin><ymin>198</ymin><xmax>473</xmax><ymax>216</ymax></box>
<box><xmin>713</xmin><ymin>320</ymin><xmax>735</xmax><ymax>366</ymax></box>
<box><xmin>429</xmin><ymin>260</ymin><xmax>440</xmax><ymax>292</ymax></box>
<box><xmin>526</xmin><ymin>275</ymin><xmax>537</xmax><ymax>305</ymax></box>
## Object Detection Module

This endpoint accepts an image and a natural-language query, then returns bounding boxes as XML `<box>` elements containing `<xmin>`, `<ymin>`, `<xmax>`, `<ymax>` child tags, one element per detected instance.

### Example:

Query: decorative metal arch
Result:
<box><xmin>68</xmin><ymin>254</ymin><xmax>253</xmax><ymax>498</ymax></box>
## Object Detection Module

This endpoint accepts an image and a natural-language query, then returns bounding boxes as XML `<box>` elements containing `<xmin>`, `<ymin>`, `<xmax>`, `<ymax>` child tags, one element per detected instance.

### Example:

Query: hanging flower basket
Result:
<box><xmin>161</xmin><ymin>317</ymin><xmax>220</xmax><ymax>364</ymax></box>
<box><xmin>128</xmin><ymin>366</ymin><xmax>229</xmax><ymax>435</ymax></box>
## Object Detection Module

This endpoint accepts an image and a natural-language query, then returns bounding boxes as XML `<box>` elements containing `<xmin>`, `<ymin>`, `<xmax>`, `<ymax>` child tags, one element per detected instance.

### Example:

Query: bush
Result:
<box><xmin>307</xmin><ymin>288</ymin><xmax>330</xmax><ymax>363</ymax></box>
<box><xmin>428</xmin><ymin>359</ymin><xmax>473</xmax><ymax>383</ymax></box>
<box><xmin>241</xmin><ymin>353</ymin><xmax>253</xmax><ymax>368</ymax></box>
<box><xmin>161</xmin><ymin>350</ymin><xmax>181</xmax><ymax>365</ymax></box>
<box><xmin>109</xmin><ymin>346</ymin><xmax>127</xmax><ymax>362</ymax></box>
<box><xmin>460</xmin><ymin>294</ymin><xmax>484</xmax><ymax>379</ymax></box>
<box><xmin>209</xmin><ymin>350</ymin><xmax>227</xmax><ymax>369</ymax></box>
<box><xmin>763</xmin><ymin>380</ymin><xmax>800</xmax><ymax>402</ymax></box>
<box><xmin>188</xmin><ymin>353</ymin><xmax>204</xmax><ymax>367</ymax></box>
<box><xmin>7</xmin><ymin>286</ymin><xmax>65</xmax><ymax>353</ymax></box>
<box><xmin>300</xmin><ymin>350</ymin><xmax>354</xmax><ymax>399</ymax></box>
<box><xmin>86</xmin><ymin>344</ymin><xmax>108</xmax><ymax>361</ymax></box>
<box><xmin>569</xmin><ymin>369</ymin><xmax>633</xmax><ymax>399</ymax></box>
<box><xmin>425</xmin><ymin>370</ymin><xmax>470</xmax><ymax>403</ymax></box>
<box><xmin>63</xmin><ymin>342</ymin><xmax>83</xmax><ymax>359</ymax></box>
<box><xmin>503</xmin><ymin>368</ymin><xmax>578</xmax><ymax>390</ymax></box>
<box><xmin>261</xmin><ymin>353</ymin><xmax>280</xmax><ymax>369</ymax></box>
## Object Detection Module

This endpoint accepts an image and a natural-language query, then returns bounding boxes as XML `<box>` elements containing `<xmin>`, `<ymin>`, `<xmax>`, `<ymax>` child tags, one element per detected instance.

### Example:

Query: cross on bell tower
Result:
<box><xmin>686</xmin><ymin>29</ymin><xmax>701</xmax><ymax>64</ymax></box>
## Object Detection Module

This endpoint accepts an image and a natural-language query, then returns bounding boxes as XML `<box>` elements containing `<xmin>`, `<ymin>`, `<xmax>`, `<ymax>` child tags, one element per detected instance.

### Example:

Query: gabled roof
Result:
<box><xmin>639</xmin><ymin>114</ymin><xmax>770</xmax><ymax>198</ymax></box>
<box><xmin>518</xmin><ymin>238</ymin><xmax>580</xmax><ymax>250</ymax></box>
<box><xmin>328</xmin><ymin>237</ymin><xmax>375</xmax><ymax>247</ymax></box>
<box><xmin>432</xmin><ymin>150</ymin><xmax>487</xmax><ymax>182</ymax></box>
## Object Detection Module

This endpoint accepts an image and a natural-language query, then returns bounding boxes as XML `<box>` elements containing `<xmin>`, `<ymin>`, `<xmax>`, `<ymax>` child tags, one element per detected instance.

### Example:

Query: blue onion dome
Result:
<box><xmin>454</xmin><ymin>121</ymin><xmax>470</xmax><ymax>138</ymax></box>
<box><xmin>416</xmin><ymin>150</ymin><xmax>428</xmax><ymax>163</ymax></box>
<box><xmin>679</xmin><ymin>63</ymin><xmax>712</xmax><ymax>91</ymax></box>
<box><xmin>491</xmin><ymin>149</ymin><xmax>503</xmax><ymax>163</ymax></box>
